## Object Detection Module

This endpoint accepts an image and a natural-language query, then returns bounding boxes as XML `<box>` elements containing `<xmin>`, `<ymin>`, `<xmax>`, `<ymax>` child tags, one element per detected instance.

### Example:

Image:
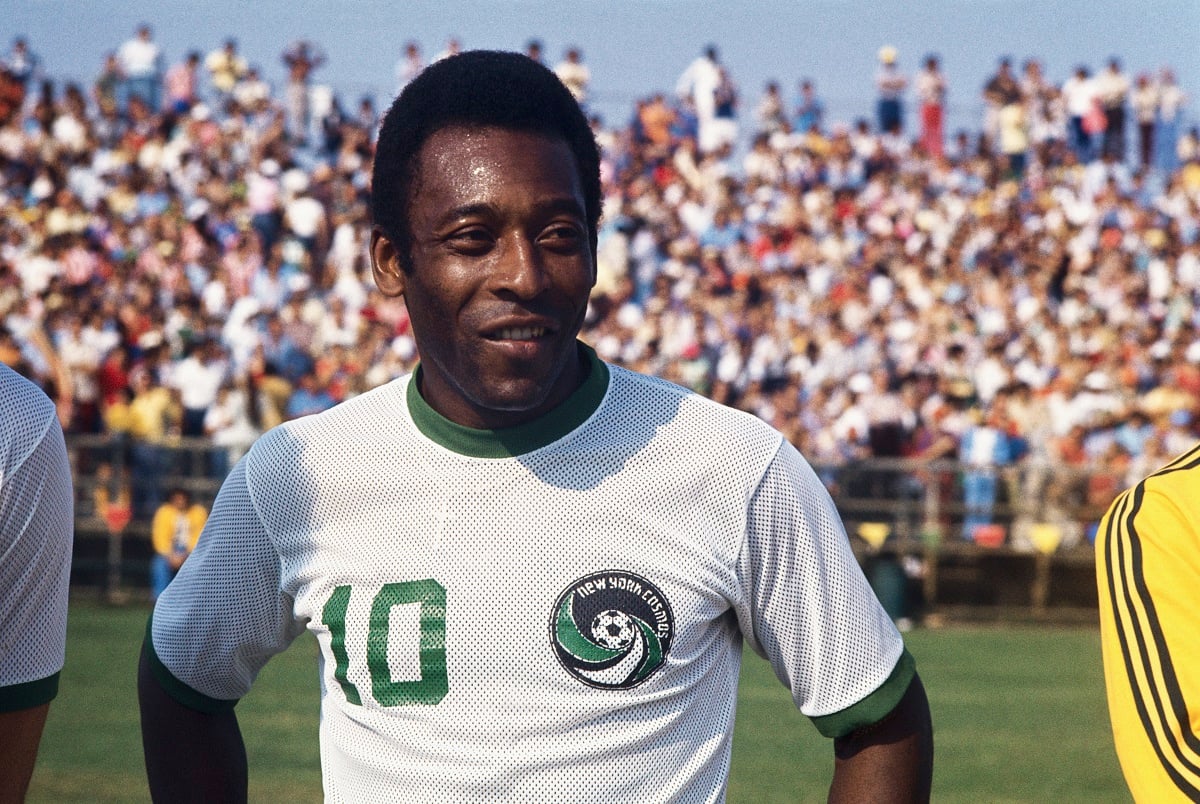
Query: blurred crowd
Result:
<box><xmin>2</xmin><ymin>30</ymin><xmax>1199</xmax><ymax>536</ymax></box>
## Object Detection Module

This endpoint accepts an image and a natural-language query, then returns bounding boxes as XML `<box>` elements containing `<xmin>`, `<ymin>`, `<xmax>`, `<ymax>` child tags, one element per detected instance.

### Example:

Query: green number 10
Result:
<box><xmin>322</xmin><ymin>580</ymin><xmax>448</xmax><ymax>706</ymax></box>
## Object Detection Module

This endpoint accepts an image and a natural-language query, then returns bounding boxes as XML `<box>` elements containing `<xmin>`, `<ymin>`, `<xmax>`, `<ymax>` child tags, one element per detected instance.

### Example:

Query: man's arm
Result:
<box><xmin>1097</xmin><ymin>465</ymin><xmax>1200</xmax><ymax>800</ymax></box>
<box><xmin>137</xmin><ymin>644</ymin><xmax>248</xmax><ymax>803</ymax></box>
<box><xmin>829</xmin><ymin>673</ymin><xmax>933</xmax><ymax>803</ymax></box>
<box><xmin>0</xmin><ymin>370</ymin><xmax>73</xmax><ymax>801</ymax></box>
<box><xmin>0</xmin><ymin>704</ymin><xmax>50</xmax><ymax>803</ymax></box>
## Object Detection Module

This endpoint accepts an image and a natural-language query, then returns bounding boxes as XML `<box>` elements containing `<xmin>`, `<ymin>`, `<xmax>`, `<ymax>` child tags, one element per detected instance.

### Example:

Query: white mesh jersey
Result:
<box><xmin>150</xmin><ymin>346</ymin><xmax>910</xmax><ymax>803</ymax></box>
<box><xmin>0</xmin><ymin>364</ymin><xmax>73</xmax><ymax>713</ymax></box>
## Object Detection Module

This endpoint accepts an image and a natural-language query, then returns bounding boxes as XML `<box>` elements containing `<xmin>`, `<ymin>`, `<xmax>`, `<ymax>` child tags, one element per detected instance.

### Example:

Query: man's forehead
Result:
<box><xmin>411</xmin><ymin>125</ymin><xmax>581</xmax><ymax>192</ymax></box>
<box><xmin>417</xmin><ymin>124</ymin><xmax>569</xmax><ymax>161</ymax></box>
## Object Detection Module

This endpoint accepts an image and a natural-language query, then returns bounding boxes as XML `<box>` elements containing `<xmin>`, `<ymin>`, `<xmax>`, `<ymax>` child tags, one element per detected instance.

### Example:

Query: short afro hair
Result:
<box><xmin>371</xmin><ymin>50</ymin><xmax>602</xmax><ymax>265</ymax></box>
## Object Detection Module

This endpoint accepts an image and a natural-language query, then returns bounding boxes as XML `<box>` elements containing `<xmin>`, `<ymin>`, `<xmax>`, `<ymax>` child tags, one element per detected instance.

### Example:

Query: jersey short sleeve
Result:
<box><xmin>0</xmin><ymin>366</ymin><xmax>73</xmax><ymax>712</ymax></box>
<box><xmin>148</xmin><ymin>443</ymin><xmax>306</xmax><ymax>712</ymax></box>
<box><xmin>1097</xmin><ymin>446</ymin><xmax>1200</xmax><ymax>802</ymax></box>
<box><xmin>736</xmin><ymin>438</ymin><xmax>912</xmax><ymax>738</ymax></box>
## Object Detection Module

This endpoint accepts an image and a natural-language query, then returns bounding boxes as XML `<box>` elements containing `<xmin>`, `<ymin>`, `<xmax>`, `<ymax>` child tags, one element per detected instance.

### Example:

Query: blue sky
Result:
<box><xmin>10</xmin><ymin>0</ymin><xmax>1199</xmax><ymax>135</ymax></box>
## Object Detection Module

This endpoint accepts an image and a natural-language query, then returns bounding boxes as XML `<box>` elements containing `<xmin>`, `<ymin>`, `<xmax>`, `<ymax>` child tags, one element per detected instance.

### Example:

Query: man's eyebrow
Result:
<box><xmin>435</xmin><ymin>198</ymin><xmax>587</xmax><ymax>227</ymax></box>
<box><xmin>435</xmin><ymin>203</ymin><xmax>494</xmax><ymax>226</ymax></box>
<box><xmin>534</xmin><ymin>197</ymin><xmax>588</xmax><ymax>219</ymax></box>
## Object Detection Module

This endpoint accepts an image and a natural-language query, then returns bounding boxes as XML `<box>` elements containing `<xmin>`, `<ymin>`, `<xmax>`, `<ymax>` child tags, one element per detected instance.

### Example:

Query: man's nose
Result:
<box><xmin>494</xmin><ymin>234</ymin><xmax>549</xmax><ymax>298</ymax></box>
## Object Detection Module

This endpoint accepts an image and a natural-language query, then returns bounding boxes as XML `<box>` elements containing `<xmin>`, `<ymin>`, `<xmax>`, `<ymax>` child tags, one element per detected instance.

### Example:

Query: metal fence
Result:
<box><xmin>66</xmin><ymin>436</ymin><xmax>1110</xmax><ymax>619</ymax></box>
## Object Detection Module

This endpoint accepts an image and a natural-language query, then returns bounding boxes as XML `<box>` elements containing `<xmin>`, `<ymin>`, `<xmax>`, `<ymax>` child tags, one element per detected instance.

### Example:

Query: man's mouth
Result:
<box><xmin>490</xmin><ymin>326</ymin><xmax>548</xmax><ymax>340</ymax></box>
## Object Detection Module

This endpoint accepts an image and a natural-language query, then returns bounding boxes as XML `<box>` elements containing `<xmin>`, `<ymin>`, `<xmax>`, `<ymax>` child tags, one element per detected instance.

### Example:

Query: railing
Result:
<box><xmin>65</xmin><ymin>436</ymin><xmax>1112</xmax><ymax>619</ymax></box>
<box><xmin>807</xmin><ymin>457</ymin><xmax>1110</xmax><ymax>622</ymax></box>
<box><xmin>67</xmin><ymin>434</ymin><xmax>233</xmax><ymax>604</ymax></box>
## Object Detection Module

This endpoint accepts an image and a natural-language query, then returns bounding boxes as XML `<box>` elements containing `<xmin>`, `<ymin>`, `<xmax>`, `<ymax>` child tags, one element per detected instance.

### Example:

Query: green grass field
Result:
<box><xmin>28</xmin><ymin>600</ymin><xmax>1128</xmax><ymax>803</ymax></box>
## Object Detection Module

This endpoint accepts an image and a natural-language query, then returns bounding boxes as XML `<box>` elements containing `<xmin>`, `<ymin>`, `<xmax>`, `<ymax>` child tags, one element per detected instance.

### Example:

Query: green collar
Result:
<box><xmin>406</xmin><ymin>343</ymin><xmax>609</xmax><ymax>458</ymax></box>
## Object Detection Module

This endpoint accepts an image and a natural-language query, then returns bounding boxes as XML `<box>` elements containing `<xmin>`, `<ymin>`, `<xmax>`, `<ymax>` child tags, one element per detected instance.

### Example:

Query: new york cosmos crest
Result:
<box><xmin>550</xmin><ymin>570</ymin><xmax>675</xmax><ymax>689</ymax></box>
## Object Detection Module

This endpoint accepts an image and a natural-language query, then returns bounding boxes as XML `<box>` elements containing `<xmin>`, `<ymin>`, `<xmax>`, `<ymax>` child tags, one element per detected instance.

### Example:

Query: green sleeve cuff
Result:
<box><xmin>0</xmin><ymin>672</ymin><xmax>60</xmax><ymax>713</ymax></box>
<box><xmin>810</xmin><ymin>648</ymin><xmax>917</xmax><ymax>738</ymax></box>
<box><xmin>144</xmin><ymin>616</ymin><xmax>240</xmax><ymax>715</ymax></box>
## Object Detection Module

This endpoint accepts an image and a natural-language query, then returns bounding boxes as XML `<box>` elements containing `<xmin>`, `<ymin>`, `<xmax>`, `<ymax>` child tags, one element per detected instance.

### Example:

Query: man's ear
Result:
<box><xmin>588</xmin><ymin>235</ymin><xmax>599</xmax><ymax>289</ymax></box>
<box><xmin>370</xmin><ymin>226</ymin><xmax>407</xmax><ymax>297</ymax></box>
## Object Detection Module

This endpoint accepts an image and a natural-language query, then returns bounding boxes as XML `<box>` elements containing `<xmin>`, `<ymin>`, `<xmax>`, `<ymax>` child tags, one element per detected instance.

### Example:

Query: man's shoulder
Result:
<box><xmin>603</xmin><ymin>363</ymin><xmax>783</xmax><ymax>453</ymax></box>
<box><xmin>1136</xmin><ymin>447</ymin><xmax>1200</xmax><ymax>511</ymax></box>
<box><xmin>250</xmin><ymin>376</ymin><xmax>410</xmax><ymax>455</ymax></box>
<box><xmin>0</xmin><ymin>365</ymin><xmax>58</xmax><ymax>452</ymax></box>
<box><xmin>1101</xmin><ymin>444</ymin><xmax>1200</xmax><ymax>545</ymax></box>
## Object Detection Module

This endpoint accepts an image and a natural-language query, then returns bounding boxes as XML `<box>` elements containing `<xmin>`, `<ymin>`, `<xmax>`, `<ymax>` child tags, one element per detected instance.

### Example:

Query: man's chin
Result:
<box><xmin>469</xmin><ymin>382</ymin><xmax>557</xmax><ymax>417</ymax></box>
<box><xmin>460</xmin><ymin>365</ymin><xmax>582</xmax><ymax>426</ymax></box>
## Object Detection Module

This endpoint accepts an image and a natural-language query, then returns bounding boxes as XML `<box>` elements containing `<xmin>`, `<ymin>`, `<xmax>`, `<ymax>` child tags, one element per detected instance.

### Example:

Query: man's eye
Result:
<box><xmin>448</xmin><ymin>229</ymin><xmax>492</xmax><ymax>248</ymax></box>
<box><xmin>540</xmin><ymin>225</ymin><xmax>584</xmax><ymax>245</ymax></box>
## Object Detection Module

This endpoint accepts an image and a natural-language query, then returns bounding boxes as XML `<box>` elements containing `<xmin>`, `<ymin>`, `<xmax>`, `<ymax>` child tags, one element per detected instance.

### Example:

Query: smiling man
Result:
<box><xmin>370</xmin><ymin>123</ymin><xmax>595</xmax><ymax>427</ymax></box>
<box><xmin>138</xmin><ymin>51</ymin><xmax>932</xmax><ymax>803</ymax></box>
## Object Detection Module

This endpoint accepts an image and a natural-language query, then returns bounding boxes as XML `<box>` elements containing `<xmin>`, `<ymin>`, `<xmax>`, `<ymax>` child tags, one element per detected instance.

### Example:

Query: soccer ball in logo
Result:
<box><xmin>590</xmin><ymin>609</ymin><xmax>636</xmax><ymax>650</ymax></box>
<box><xmin>551</xmin><ymin>571</ymin><xmax>675</xmax><ymax>689</ymax></box>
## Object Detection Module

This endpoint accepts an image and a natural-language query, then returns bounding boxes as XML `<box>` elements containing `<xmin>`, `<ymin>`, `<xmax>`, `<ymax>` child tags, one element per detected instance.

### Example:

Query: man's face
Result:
<box><xmin>371</xmin><ymin>126</ymin><xmax>595</xmax><ymax>429</ymax></box>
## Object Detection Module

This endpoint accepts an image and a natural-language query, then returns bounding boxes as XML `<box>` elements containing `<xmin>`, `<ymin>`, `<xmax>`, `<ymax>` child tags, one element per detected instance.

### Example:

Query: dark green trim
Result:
<box><xmin>143</xmin><ymin>616</ymin><xmax>239</xmax><ymax>715</ymax></box>
<box><xmin>810</xmin><ymin>648</ymin><xmax>917</xmax><ymax>738</ymax></box>
<box><xmin>406</xmin><ymin>342</ymin><xmax>609</xmax><ymax>458</ymax></box>
<box><xmin>0</xmin><ymin>672</ymin><xmax>59</xmax><ymax>713</ymax></box>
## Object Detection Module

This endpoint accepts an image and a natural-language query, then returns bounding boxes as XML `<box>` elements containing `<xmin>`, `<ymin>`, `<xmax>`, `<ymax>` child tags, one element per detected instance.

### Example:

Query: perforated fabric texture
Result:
<box><xmin>0</xmin><ymin>364</ymin><xmax>73</xmax><ymax>692</ymax></box>
<box><xmin>736</xmin><ymin>440</ymin><xmax>903</xmax><ymax>717</ymax></box>
<box><xmin>153</xmin><ymin>358</ymin><xmax>902</xmax><ymax>803</ymax></box>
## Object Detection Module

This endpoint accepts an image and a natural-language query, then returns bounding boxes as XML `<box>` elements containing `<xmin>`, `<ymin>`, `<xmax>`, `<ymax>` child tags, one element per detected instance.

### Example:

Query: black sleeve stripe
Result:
<box><xmin>1103</xmin><ymin>462</ymin><xmax>1200</xmax><ymax>797</ymax></box>
<box><xmin>1103</xmin><ymin>488</ymin><xmax>1200</xmax><ymax>794</ymax></box>
<box><xmin>1157</xmin><ymin>442</ymin><xmax>1200</xmax><ymax>475</ymax></box>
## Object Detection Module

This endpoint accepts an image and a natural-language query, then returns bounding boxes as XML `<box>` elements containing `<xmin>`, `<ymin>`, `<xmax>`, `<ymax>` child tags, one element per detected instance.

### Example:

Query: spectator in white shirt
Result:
<box><xmin>171</xmin><ymin>339</ymin><xmax>228</xmax><ymax>438</ymax></box>
<box><xmin>554</xmin><ymin>47</ymin><xmax>590</xmax><ymax>105</ymax></box>
<box><xmin>117</xmin><ymin>24</ymin><xmax>162</xmax><ymax>113</ymax></box>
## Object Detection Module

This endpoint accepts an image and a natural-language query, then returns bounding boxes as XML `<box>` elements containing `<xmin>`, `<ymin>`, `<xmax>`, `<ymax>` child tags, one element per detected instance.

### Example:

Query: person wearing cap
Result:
<box><xmin>875</xmin><ymin>45</ymin><xmax>907</xmax><ymax>136</ymax></box>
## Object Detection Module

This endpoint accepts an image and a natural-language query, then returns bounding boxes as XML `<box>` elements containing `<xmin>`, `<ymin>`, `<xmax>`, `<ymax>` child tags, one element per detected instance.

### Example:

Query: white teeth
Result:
<box><xmin>497</xmin><ymin>327</ymin><xmax>545</xmax><ymax>340</ymax></box>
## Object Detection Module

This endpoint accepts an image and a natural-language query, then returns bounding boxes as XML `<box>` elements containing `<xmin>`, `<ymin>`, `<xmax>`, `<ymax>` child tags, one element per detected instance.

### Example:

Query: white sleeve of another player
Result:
<box><xmin>150</xmin><ymin>455</ymin><xmax>304</xmax><ymax>705</ymax></box>
<box><xmin>736</xmin><ymin>440</ymin><xmax>905</xmax><ymax>723</ymax></box>
<box><xmin>0</xmin><ymin>410</ymin><xmax>73</xmax><ymax>700</ymax></box>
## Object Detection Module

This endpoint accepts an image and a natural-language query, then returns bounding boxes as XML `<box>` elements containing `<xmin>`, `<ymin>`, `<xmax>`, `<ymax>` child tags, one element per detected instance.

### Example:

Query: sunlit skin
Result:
<box><xmin>371</xmin><ymin>126</ymin><xmax>596</xmax><ymax>430</ymax></box>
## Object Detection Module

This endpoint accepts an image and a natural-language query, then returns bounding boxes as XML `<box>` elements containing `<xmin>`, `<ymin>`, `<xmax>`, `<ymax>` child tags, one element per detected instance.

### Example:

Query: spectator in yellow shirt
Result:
<box><xmin>204</xmin><ymin>39</ymin><xmax>247</xmax><ymax>107</ymax></box>
<box><xmin>150</xmin><ymin>488</ymin><xmax>206</xmax><ymax>600</ymax></box>
<box><xmin>127</xmin><ymin>368</ymin><xmax>180</xmax><ymax>518</ymax></box>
